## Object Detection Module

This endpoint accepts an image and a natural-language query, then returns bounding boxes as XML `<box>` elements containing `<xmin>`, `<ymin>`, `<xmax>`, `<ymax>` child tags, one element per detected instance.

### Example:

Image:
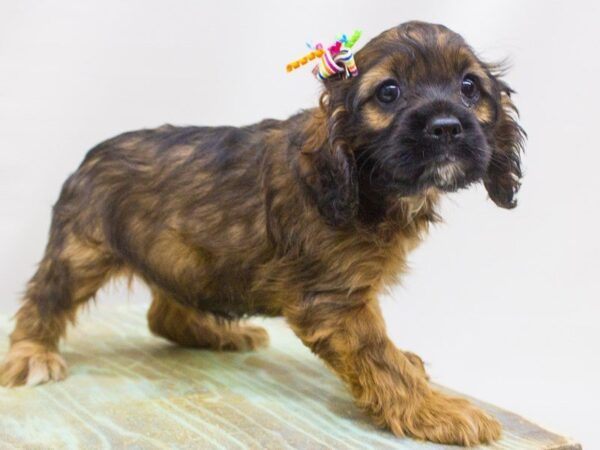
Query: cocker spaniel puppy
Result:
<box><xmin>1</xmin><ymin>21</ymin><xmax>524</xmax><ymax>446</ymax></box>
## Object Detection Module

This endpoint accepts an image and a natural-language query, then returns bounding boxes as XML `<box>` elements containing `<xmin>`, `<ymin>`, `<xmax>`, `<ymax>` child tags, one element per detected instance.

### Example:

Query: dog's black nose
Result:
<box><xmin>426</xmin><ymin>115</ymin><xmax>463</xmax><ymax>140</ymax></box>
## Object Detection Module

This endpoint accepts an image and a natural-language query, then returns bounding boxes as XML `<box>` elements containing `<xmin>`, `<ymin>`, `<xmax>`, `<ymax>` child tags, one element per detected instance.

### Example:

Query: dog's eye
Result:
<box><xmin>460</xmin><ymin>76</ymin><xmax>479</xmax><ymax>100</ymax></box>
<box><xmin>376</xmin><ymin>80</ymin><xmax>401</xmax><ymax>104</ymax></box>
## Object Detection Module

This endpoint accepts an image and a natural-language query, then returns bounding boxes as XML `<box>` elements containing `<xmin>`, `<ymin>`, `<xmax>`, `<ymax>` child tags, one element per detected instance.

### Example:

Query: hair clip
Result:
<box><xmin>286</xmin><ymin>30</ymin><xmax>362</xmax><ymax>81</ymax></box>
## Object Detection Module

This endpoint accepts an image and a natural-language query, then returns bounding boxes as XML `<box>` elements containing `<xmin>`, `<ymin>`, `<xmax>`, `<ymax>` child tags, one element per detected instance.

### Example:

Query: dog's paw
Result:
<box><xmin>387</xmin><ymin>390</ymin><xmax>501</xmax><ymax>446</ymax></box>
<box><xmin>219</xmin><ymin>324</ymin><xmax>270</xmax><ymax>352</ymax></box>
<box><xmin>0</xmin><ymin>341</ymin><xmax>67</xmax><ymax>387</ymax></box>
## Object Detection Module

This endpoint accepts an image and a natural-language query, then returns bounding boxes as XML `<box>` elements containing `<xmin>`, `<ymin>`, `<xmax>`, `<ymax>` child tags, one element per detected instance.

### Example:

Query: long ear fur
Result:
<box><xmin>484</xmin><ymin>80</ymin><xmax>526</xmax><ymax>209</ymax></box>
<box><xmin>298</xmin><ymin>90</ymin><xmax>358</xmax><ymax>227</ymax></box>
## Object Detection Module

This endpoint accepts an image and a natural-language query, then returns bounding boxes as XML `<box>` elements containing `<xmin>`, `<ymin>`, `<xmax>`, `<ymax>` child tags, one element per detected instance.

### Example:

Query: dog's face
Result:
<box><xmin>300</xmin><ymin>21</ymin><xmax>525</xmax><ymax>226</ymax></box>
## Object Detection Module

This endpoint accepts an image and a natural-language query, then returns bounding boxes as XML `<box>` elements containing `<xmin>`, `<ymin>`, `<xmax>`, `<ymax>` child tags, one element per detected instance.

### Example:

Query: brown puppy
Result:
<box><xmin>1</xmin><ymin>21</ymin><xmax>524</xmax><ymax>446</ymax></box>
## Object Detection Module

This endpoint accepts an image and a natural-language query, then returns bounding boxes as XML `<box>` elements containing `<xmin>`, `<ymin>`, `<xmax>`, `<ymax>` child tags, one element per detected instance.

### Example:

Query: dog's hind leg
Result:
<box><xmin>0</xmin><ymin>231</ymin><xmax>118</xmax><ymax>387</ymax></box>
<box><xmin>147</xmin><ymin>289</ymin><xmax>269</xmax><ymax>351</ymax></box>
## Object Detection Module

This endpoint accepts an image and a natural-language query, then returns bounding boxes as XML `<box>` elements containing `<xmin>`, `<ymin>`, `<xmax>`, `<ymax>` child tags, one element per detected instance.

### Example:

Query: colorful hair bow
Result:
<box><xmin>286</xmin><ymin>30</ymin><xmax>362</xmax><ymax>81</ymax></box>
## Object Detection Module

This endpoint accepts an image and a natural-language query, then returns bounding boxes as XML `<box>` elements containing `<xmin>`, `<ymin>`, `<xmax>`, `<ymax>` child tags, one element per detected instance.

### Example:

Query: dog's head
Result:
<box><xmin>299</xmin><ymin>21</ymin><xmax>525</xmax><ymax>227</ymax></box>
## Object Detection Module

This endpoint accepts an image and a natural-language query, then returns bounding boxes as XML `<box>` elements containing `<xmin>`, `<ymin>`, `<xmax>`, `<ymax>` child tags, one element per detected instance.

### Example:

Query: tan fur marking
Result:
<box><xmin>475</xmin><ymin>101</ymin><xmax>495</xmax><ymax>124</ymax></box>
<box><xmin>363</xmin><ymin>104</ymin><xmax>395</xmax><ymax>130</ymax></box>
<box><xmin>356</xmin><ymin>63</ymin><xmax>395</xmax><ymax>104</ymax></box>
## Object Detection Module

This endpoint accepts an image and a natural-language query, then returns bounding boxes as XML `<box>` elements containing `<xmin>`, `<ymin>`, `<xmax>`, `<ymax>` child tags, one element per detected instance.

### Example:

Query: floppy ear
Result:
<box><xmin>484</xmin><ymin>80</ymin><xmax>526</xmax><ymax>209</ymax></box>
<box><xmin>297</xmin><ymin>89</ymin><xmax>358</xmax><ymax>227</ymax></box>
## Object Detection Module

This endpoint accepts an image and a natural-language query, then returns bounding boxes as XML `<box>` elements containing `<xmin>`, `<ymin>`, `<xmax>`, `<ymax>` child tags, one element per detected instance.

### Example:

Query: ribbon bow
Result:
<box><xmin>286</xmin><ymin>30</ymin><xmax>362</xmax><ymax>81</ymax></box>
<box><xmin>314</xmin><ymin>47</ymin><xmax>358</xmax><ymax>81</ymax></box>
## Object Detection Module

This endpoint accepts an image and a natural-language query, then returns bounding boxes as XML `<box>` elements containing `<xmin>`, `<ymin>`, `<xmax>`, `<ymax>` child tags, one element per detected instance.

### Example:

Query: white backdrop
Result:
<box><xmin>1</xmin><ymin>1</ymin><xmax>598</xmax><ymax>447</ymax></box>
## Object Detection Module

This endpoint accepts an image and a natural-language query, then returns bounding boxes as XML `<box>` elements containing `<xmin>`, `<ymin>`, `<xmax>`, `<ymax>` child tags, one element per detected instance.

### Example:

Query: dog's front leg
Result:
<box><xmin>285</xmin><ymin>293</ymin><xmax>501</xmax><ymax>446</ymax></box>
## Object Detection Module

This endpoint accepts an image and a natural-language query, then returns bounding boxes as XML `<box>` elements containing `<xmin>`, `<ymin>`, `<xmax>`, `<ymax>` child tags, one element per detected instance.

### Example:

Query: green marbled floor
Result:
<box><xmin>0</xmin><ymin>304</ymin><xmax>579</xmax><ymax>450</ymax></box>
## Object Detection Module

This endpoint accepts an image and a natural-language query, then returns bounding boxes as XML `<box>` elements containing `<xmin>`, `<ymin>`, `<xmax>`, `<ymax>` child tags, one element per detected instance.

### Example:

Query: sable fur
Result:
<box><xmin>1</xmin><ymin>21</ymin><xmax>524</xmax><ymax>446</ymax></box>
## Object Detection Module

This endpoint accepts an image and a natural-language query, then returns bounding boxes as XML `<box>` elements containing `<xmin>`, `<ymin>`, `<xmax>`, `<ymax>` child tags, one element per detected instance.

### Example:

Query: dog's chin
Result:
<box><xmin>377</xmin><ymin>154</ymin><xmax>487</xmax><ymax>198</ymax></box>
<box><xmin>421</xmin><ymin>160</ymin><xmax>467</xmax><ymax>192</ymax></box>
<box><xmin>417</xmin><ymin>157</ymin><xmax>484</xmax><ymax>193</ymax></box>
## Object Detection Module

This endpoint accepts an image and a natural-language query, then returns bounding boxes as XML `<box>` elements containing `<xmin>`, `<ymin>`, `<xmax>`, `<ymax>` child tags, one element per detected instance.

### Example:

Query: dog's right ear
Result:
<box><xmin>297</xmin><ymin>90</ymin><xmax>358</xmax><ymax>228</ymax></box>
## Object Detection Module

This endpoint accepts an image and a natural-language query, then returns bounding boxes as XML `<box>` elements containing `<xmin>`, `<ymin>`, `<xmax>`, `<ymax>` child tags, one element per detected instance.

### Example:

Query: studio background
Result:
<box><xmin>1</xmin><ymin>1</ymin><xmax>598</xmax><ymax>448</ymax></box>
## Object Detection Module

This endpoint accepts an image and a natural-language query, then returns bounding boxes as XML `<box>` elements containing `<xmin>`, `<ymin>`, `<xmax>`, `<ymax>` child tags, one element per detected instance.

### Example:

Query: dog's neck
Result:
<box><xmin>357</xmin><ymin>175</ymin><xmax>441</xmax><ymax>237</ymax></box>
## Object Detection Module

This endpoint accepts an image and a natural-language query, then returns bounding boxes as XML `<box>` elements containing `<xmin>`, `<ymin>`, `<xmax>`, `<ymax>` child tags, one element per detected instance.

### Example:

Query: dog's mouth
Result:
<box><xmin>370</xmin><ymin>132</ymin><xmax>490</xmax><ymax>197</ymax></box>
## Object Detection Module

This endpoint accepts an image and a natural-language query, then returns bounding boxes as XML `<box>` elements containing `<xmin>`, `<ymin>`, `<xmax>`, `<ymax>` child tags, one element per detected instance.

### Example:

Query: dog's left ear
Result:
<box><xmin>484</xmin><ymin>80</ymin><xmax>526</xmax><ymax>209</ymax></box>
<box><xmin>297</xmin><ymin>86</ymin><xmax>358</xmax><ymax>227</ymax></box>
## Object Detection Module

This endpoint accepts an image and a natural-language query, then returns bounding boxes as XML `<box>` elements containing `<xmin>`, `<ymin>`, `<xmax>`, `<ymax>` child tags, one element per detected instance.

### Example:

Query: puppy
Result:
<box><xmin>1</xmin><ymin>21</ymin><xmax>524</xmax><ymax>446</ymax></box>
